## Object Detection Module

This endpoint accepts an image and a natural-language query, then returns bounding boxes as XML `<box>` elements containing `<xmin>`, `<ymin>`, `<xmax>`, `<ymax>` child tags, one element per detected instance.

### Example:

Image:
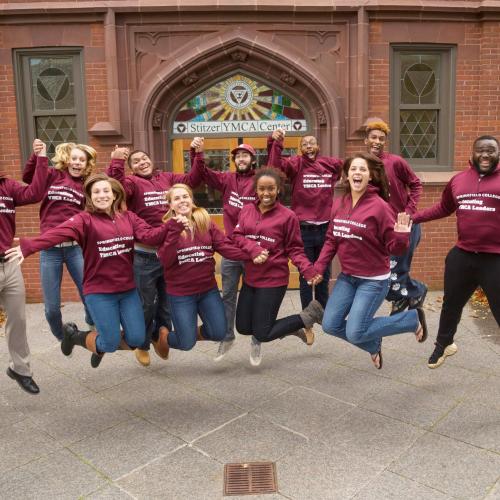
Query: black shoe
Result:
<box><xmin>61</xmin><ymin>323</ymin><xmax>78</xmax><ymax>356</ymax></box>
<box><xmin>6</xmin><ymin>367</ymin><xmax>40</xmax><ymax>394</ymax></box>
<box><xmin>428</xmin><ymin>342</ymin><xmax>458</xmax><ymax>369</ymax></box>
<box><xmin>390</xmin><ymin>298</ymin><xmax>409</xmax><ymax>315</ymax></box>
<box><xmin>416</xmin><ymin>308</ymin><xmax>428</xmax><ymax>343</ymax></box>
<box><xmin>409</xmin><ymin>286</ymin><xmax>428</xmax><ymax>310</ymax></box>
<box><xmin>90</xmin><ymin>353</ymin><xmax>104</xmax><ymax>368</ymax></box>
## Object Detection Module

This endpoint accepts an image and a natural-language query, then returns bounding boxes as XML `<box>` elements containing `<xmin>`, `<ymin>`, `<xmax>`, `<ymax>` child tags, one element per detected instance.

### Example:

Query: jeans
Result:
<box><xmin>133</xmin><ymin>250</ymin><xmax>172</xmax><ymax>350</ymax></box>
<box><xmin>221</xmin><ymin>257</ymin><xmax>245</xmax><ymax>341</ymax></box>
<box><xmin>85</xmin><ymin>289</ymin><xmax>146</xmax><ymax>353</ymax></box>
<box><xmin>322</xmin><ymin>273</ymin><xmax>419</xmax><ymax>354</ymax></box>
<box><xmin>436</xmin><ymin>246</ymin><xmax>500</xmax><ymax>346</ymax></box>
<box><xmin>236</xmin><ymin>283</ymin><xmax>304</xmax><ymax>343</ymax></box>
<box><xmin>386</xmin><ymin>223</ymin><xmax>426</xmax><ymax>301</ymax></box>
<box><xmin>40</xmin><ymin>245</ymin><xmax>93</xmax><ymax>340</ymax></box>
<box><xmin>167</xmin><ymin>287</ymin><xmax>227</xmax><ymax>351</ymax></box>
<box><xmin>299</xmin><ymin>224</ymin><xmax>331</xmax><ymax>309</ymax></box>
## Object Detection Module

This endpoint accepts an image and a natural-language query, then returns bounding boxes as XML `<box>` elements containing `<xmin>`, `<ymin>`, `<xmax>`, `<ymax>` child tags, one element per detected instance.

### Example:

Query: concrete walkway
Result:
<box><xmin>1</xmin><ymin>291</ymin><xmax>499</xmax><ymax>499</ymax></box>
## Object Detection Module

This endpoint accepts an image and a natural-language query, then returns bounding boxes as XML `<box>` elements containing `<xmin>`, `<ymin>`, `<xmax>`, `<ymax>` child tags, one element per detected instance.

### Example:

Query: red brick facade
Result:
<box><xmin>0</xmin><ymin>2</ymin><xmax>499</xmax><ymax>301</ymax></box>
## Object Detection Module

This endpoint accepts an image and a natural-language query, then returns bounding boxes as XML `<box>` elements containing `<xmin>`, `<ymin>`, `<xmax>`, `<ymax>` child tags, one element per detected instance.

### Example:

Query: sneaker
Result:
<box><xmin>409</xmin><ymin>285</ymin><xmax>428</xmax><ymax>310</ymax></box>
<box><xmin>390</xmin><ymin>298</ymin><xmax>409</xmax><ymax>316</ymax></box>
<box><xmin>428</xmin><ymin>342</ymin><xmax>458</xmax><ymax>369</ymax></box>
<box><xmin>135</xmin><ymin>349</ymin><xmax>151</xmax><ymax>367</ymax></box>
<box><xmin>249</xmin><ymin>339</ymin><xmax>262</xmax><ymax>367</ymax></box>
<box><xmin>214</xmin><ymin>340</ymin><xmax>234</xmax><ymax>362</ymax></box>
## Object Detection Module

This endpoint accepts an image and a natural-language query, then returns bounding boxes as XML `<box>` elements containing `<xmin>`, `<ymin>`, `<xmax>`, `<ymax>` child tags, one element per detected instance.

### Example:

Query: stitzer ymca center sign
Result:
<box><xmin>172</xmin><ymin>74</ymin><xmax>308</xmax><ymax>136</ymax></box>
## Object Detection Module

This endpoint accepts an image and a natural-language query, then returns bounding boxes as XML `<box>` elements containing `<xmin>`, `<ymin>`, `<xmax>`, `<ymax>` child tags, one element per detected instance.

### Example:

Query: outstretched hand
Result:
<box><xmin>111</xmin><ymin>145</ymin><xmax>130</xmax><ymax>161</ymax></box>
<box><xmin>33</xmin><ymin>139</ymin><xmax>46</xmax><ymax>157</ymax></box>
<box><xmin>5</xmin><ymin>246</ymin><xmax>24</xmax><ymax>265</ymax></box>
<box><xmin>272</xmin><ymin>128</ymin><xmax>285</xmax><ymax>142</ymax></box>
<box><xmin>394</xmin><ymin>212</ymin><xmax>412</xmax><ymax>233</ymax></box>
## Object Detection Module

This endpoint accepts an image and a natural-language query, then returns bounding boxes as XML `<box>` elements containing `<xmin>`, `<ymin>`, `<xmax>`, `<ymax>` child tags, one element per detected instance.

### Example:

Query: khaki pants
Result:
<box><xmin>0</xmin><ymin>261</ymin><xmax>31</xmax><ymax>377</ymax></box>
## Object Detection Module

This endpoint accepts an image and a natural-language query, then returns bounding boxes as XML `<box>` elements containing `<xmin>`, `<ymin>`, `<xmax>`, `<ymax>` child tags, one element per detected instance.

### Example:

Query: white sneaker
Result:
<box><xmin>214</xmin><ymin>340</ymin><xmax>234</xmax><ymax>362</ymax></box>
<box><xmin>249</xmin><ymin>338</ymin><xmax>262</xmax><ymax>367</ymax></box>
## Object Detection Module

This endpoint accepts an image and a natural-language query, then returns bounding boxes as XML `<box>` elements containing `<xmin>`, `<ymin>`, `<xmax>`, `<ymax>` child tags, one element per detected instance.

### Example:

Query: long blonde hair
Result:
<box><xmin>163</xmin><ymin>183</ymin><xmax>210</xmax><ymax>236</ymax></box>
<box><xmin>52</xmin><ymin>142</ymin><xmax>97</xmax><ymax>179</ymax></box>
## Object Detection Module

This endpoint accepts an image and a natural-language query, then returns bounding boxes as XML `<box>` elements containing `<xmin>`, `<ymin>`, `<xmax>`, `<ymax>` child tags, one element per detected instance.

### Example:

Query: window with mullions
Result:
<box><xmin>390</xmin><ymin>45</ymin><xmax>455</xmax><ymax>169</ymax></box>
<box><xmin>14</xmin><ymin>49</ymin><xmax>87</xmax><ymax>162</ymax></box>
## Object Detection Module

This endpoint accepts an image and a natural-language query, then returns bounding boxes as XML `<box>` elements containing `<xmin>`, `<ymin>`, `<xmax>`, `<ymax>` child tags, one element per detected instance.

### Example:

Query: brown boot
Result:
<box><xmin>152</xmin><ymin>326</ymin><xmax>170</xmax><ymax>360</ymax></box>
<box><xmin>292</xmin><ymin>328</ymin><xmax>315</xmax><ymax>345</ymax></box>
<box><xmin>197</xmin><ymin>326</ymin><xmax>207</xmax><ymax>341</ymax></box>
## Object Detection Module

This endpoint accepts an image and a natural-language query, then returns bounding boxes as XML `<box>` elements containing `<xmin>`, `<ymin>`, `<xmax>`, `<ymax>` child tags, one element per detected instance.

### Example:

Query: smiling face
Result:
<box><xmin>234</xmin><ymin>151</ymin><xmax>253</xmax><ymax>173</ymax></box>
<box><xmin>364</xmin><ymin>129</ymin><xmax>386</xmax><ymax>157</ymax></box>
<box><xmin>91</xmin><ymin>180</ymin><xmax>115</xmax><ymax>213</ymax></box>
<box><xmin>300</xmin><ymin>136</ymin><xmax>319</xmax><ymax>159</ymax></box>
<box><xmin>68</xmin><ymin>148</ymin><xmax>88</xmax><ymax>178</ymax></box>
<box><xmin>256</xmin><ymin>175</ymin><xmax>279</xmax><ymax>209</ymax></box>
<box><xmin>472</xmin><ymin>138</ymin><xmax>499</xmax><ymax>174</ymax></box>
<box><xmin>347</xmin><ymin>157</ymin><xmax>371</xmax><ymax>195</ymax></box>
<box><xmin>169</xmin><ymin>187</ymin><xmax>193</xmax><ymax>217</ymax></box>
<box><xmin>129</xmin><ymin>151</ymin><xmax>154</xmax><ymax>177</ymax></box>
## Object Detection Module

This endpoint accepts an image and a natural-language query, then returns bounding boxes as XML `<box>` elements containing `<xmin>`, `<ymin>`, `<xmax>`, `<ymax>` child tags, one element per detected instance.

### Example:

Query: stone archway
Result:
<box><xmin>133</xmin><ymin>30</ymin><xmax>345</xmax><ymax>170</ymax></box>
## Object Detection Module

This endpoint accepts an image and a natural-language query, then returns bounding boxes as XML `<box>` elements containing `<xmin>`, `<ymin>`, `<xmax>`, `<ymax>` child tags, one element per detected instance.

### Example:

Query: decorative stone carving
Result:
<box><xmin>182</xmin><ymin>73</ymin><xmax>199</xmax><ymax>86</ymax></box>
<box><xmin>152</xmin><ymin>112</ymin><xmax>163</xmax><ymax>129</ymax></box>
<box><xmin>230</xmin><ymin>50</ymin><xmax>249</xmax><ymax>62</ymax></box>
<box><xmin>316</xmin><ymin>109</ymin><xmax>327</xmax><ymax>126</ymax></box>
<box><xmin>280</xmin><ymin>72</ymin><xmax>296</xmax><ymax>86</ymax></box>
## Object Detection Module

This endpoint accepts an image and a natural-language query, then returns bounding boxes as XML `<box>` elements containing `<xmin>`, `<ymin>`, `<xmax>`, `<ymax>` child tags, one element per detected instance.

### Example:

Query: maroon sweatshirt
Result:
<box><xmin>158</xmin><ymin>218</ymin><xmax>250</xmax><ymax>295</ymax></box>
<box><xmin>191</xmin><ymin>151</ymin><xmax>257</xmax><ymax>236</ymax></box>
<box><xmin>23</xmin><ymin>153</ymin><xmax>86</xmax><ymax>233</ymax></box>
<box><xmin>377</xmin><ymin>152</ymin><xmax>422</xmax><ymax>216</ymax></box>
<box><xmin>314</xmin><ymin>186</ymin><xmax>410</xmax><ymax>277</ymax></box>
<box><xmin>106</xmin><ymin>158</ymin><xmax>203</xmax><ymax>227</ymax></box>
<box><xmin>20</xmin><ymin>210</ymin><xmax>168</xmax><ymax>295</ymax></box>
<box><xmin>232</xmin><ymin>200</ymin><xmax>317</xmax><ymax>288</ymax></box>
<box><xmin>267</xmin><ymin>137</ymin><xmax>343</xmax><ymax>223</ymax></box>
<box><xmin>0</xmin><ymin>156</ymin><xmax>49</xmax><ymax>252</ymax></box>
<box><xmin>413</xmin><ymin>163</ymin><xmax>500</xmax><ymax>254</ymax></box>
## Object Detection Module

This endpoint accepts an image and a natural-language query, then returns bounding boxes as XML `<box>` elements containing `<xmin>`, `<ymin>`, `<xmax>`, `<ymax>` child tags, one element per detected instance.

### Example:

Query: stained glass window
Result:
<box><xmin>391</xmin><ymin>46</ymin><xmax>455</xmax><ymax>168</ymax></box>
<box><xmin>173</xmin><ymin>74</ymin><xmax>308</xmax><ymax>137</ymax></box>
<box><xmin>14</xmin><ymin>49</ymin><xmax>86</xmax><ymax>163</ymax></box>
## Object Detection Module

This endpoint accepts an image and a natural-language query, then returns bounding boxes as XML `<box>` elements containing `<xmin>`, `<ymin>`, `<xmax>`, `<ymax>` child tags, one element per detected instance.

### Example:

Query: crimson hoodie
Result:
<box><xmin>106</xmin><ymin>158</ymin><xmax>203</xmax><ymax>227</ymax></box>
<box><xmin>0</xmin><ymin>156</ymin><xmax>49</xmax><ymax>252</ymax></box>
<box><xmin>267</xmin><ymin>137</ymin><xmax>343</xmax><ymax>222</ymax></box>
<box><xmin>23</xmin><ymin>153</ymin><xmax>86</xmax><ymax>233</ymax></box>
<box><xmin>314</xmin><ymin>185</ymin><xmax>410</xmax><ymax>277</ymax></box>
<box><xmin>377</xmin><ymin>152</ymin><xmax>422</xmax><ymax>216</ymax></box>
<box><xmin>413</xmin><ymin>162</ymin><xmax>500</xmax><ymax>254</ymax></box>
<box><xmin>232</xmin><ymin>200</ymin><xmax>317</xmax><ymax>287</ymax></box>
<box><xmin>191</xmin><ymin>151</ymin><xmax>257</xmax><ymax>236</ymax></box>
<box><xmin>20</xmin><ymin>210</ymin><xmax>168</xmax><ymax>295</ymax></box>
<box><xmin>158</xmin><ymin>218</ymin><xmax>250</xmax><ymax>295</ymax></box>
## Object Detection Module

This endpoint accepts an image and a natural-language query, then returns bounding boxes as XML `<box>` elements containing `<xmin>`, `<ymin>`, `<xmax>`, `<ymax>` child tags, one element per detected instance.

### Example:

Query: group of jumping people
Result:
<box><xmin>1</xmin><ymin>120</ymin><xmax>499</xmax><ymax>395</ymax></box>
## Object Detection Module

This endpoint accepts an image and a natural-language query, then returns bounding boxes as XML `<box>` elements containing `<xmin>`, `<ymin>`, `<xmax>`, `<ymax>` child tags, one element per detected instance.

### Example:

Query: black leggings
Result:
<box><xmin>437</xmin><ymin>246</ymin><xmax>500</xmax><ymax>346</ymax></box>
<box><xmin>236</xmin><ymin>283</ymin><xmax>305</xmax><ymax>343</ymax></box>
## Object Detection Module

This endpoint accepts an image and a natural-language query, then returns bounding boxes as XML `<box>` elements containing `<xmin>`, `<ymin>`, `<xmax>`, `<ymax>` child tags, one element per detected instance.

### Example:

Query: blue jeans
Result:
<box><xmin>167</xmin><ymin>287</ymin><xmax>227</xmax><ymax>351</ymax></box>
<box><xmin>322</xmin><ymin>273</ymin><xmax>419</xmax><ymax>354</ymax></box>
<box><xmin>40</xmin><ymin>245</ymin><xmax>93</xmax><ymax>340</ymax></box>
<box><xmin>133</xmin><ymin>250</ymin><xmax>172</xmax><ymax>350</ymax></box>
<box><xmin>386</xmin><ymin>223</ymin><xmax>426</xmax><ymax>301</ymax></box>
<box><xmin>85</xmin><ymin>289</ymin><xmax>145</xmax><ymax>353</ymax></box>
<box><xmin>221</xmin><ymin>257</ymin><xmax>245</xmax><ymax>341</ymax></box>
<box><xmin>300</xmin><ymin>224</ymin><xmax>331</xmax><ymax>309</ymax></box>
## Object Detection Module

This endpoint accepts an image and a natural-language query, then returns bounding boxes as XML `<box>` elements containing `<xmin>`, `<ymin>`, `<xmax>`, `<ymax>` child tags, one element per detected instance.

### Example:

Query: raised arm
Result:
<box><xmin>190</xmin><ymin>137</ymin><xmax>226</xmax><ymax>192</ymax></box>
<box><xmin>267</xmin><ymin>131</ymin><xmax>300</xmax><ymax>180</ymax></box>
<box><xmin>106</xmin><ymin>147</ymin><xmax>136</xmax><ymax>198</ymax></box>
<box><xmin>13</xmin><ymin>150</ymin><xmax>51</xmax><ymax>206</ymax></box>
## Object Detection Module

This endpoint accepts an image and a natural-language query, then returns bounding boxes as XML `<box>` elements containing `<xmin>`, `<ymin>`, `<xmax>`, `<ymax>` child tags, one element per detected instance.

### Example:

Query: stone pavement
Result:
<box><xmin>0</xmin><ymin>291</ymin><xmax>499</xmax><ymax>500</ymax></box>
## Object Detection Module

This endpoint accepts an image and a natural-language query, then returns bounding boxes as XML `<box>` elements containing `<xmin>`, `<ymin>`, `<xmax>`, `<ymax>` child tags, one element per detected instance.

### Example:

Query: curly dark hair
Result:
<box><xmin>253</xmin><ymin>166</ymin><xmax>285</xmax><ymax>192</ymax></box>
<box><xmin>342</xmin><ymin>153</ymin><xmax>390</xmax><ymax>202</ymax></box>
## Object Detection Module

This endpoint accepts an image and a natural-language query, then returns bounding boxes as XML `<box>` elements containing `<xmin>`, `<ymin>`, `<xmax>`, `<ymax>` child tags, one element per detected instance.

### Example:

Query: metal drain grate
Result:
<box><xmin>224</xmin><ymin>462</ymin><xmax>277</xmax><ymax>496</ymax></box>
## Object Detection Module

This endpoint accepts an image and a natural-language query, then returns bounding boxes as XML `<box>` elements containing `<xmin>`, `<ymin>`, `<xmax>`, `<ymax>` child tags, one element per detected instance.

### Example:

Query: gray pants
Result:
<box><xmin>221</xmin><ymin>257</ymin><xmax>245</xmax><ymax>341</ymax></box>
<box><xmin>0</xmin><ymin>261</ymin><xmax>31</xmax><ymax>376</ymax></box>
